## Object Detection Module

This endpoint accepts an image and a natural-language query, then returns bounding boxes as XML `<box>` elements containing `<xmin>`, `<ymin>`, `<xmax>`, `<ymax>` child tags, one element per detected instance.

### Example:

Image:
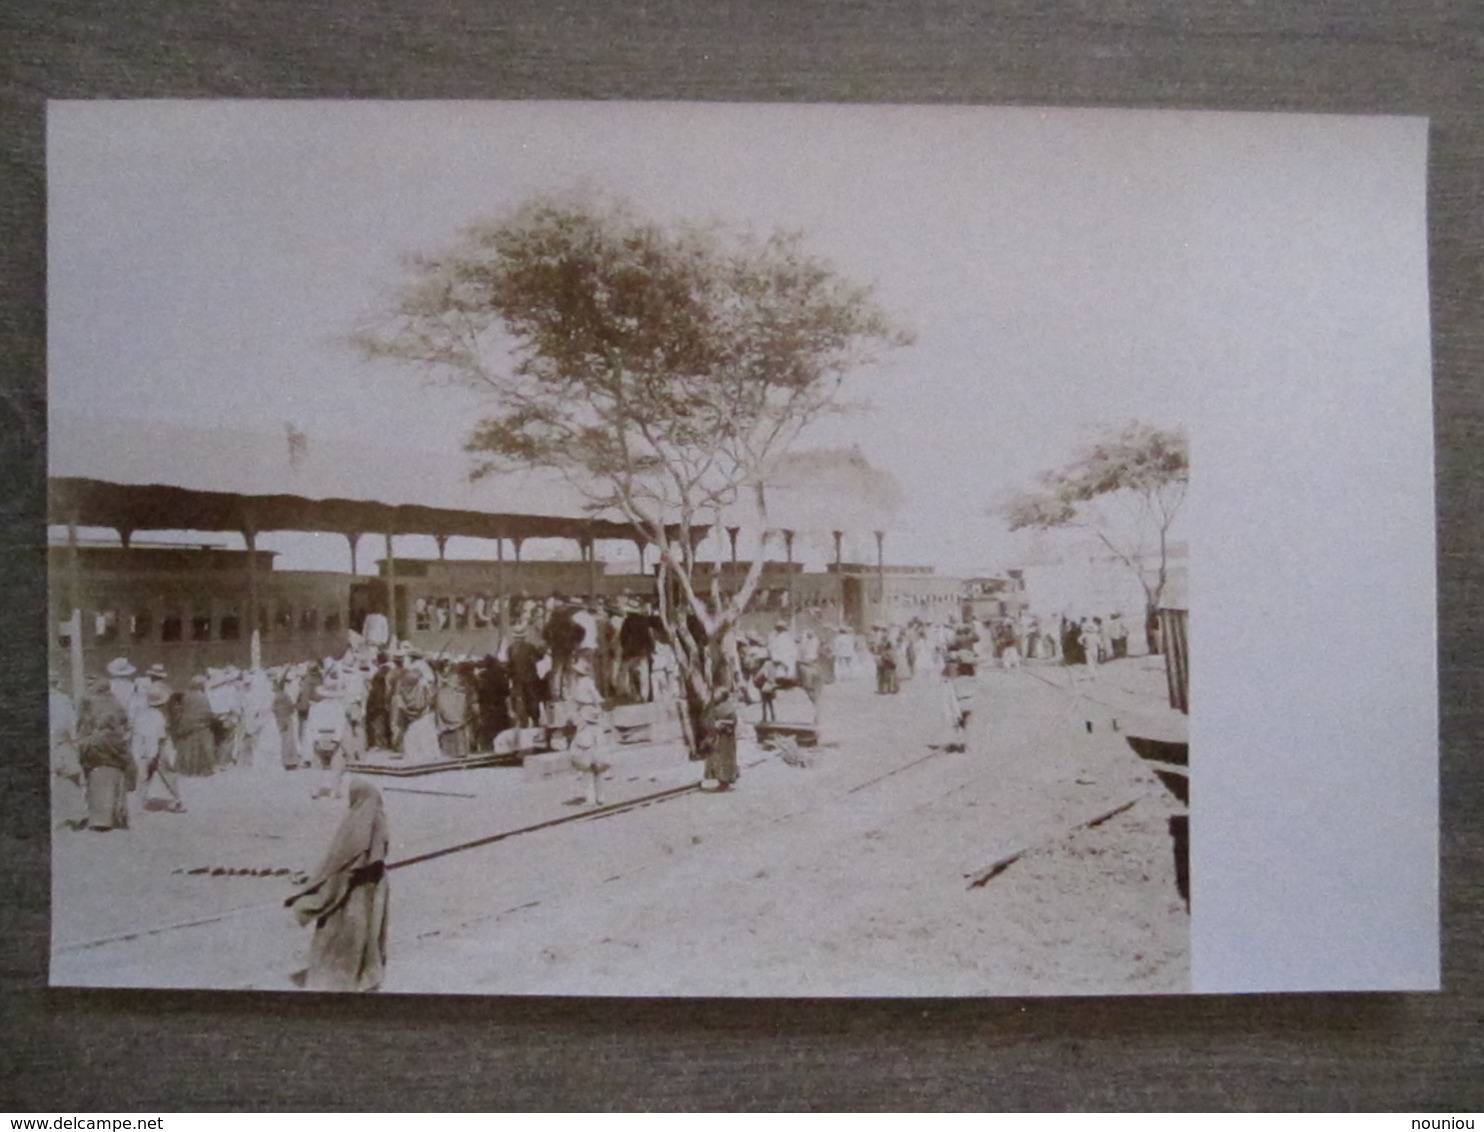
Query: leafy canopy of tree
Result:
<box><xmin>356</xmin><ymin>195</ymin><xmax>912</xmax><ymax>748</ymax></box>
<box><xmin>1003</xmin><ymin>421</ymin><xmax>1188</xmax><ymax>646</ymax></box>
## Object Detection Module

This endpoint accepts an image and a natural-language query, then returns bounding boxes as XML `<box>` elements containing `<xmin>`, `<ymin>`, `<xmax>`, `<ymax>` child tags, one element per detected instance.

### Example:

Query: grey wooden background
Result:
<box><xmin>2</xmin><ymin>1</ymin><xmax>1481</xmax><ymax>1111</ymax></box>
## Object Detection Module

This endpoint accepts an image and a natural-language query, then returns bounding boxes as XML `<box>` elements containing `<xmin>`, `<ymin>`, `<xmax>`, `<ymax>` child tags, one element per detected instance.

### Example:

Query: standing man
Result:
<box><xmin>135</xmin><ymin>682</ymin><xmax>186</xmax><ymax>813</ymax></box>
<box><xmin>49</xmin><ymin>672</ymin><xmax>83</xmax><ymax>829</ymax></box>
<box><xmin>768</xmin><ymin>619</ymin><xmax>799</xmax><ymax>686</ymax></box>
<box><xmin>796</xmin><ymin>628</ymin><xmax>823</xmax><ymax>724</ymax></box>
<box><xmin>618</xmin><ymin>597</ymin><xmax>655</xmax><ymax>703</ymax></box>
<box><xmin>507</xmin><ymin>624</ymin><xmax>545</xmax><ymax>730</ymax></box>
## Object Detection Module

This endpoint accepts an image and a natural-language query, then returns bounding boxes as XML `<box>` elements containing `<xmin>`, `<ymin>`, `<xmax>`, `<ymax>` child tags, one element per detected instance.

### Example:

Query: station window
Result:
<box><xmin>453</xmin><ymin>596</ymin><xmax>469</xmax><ymax>631</ymax></box>
<box><xmin>220</xmin><ymin>612</ymin><xmax>241</xmax><ymax>641</ymax></box>
<box><xmin>299</xmin><ymin>608</ymin><xmax>319</xmax><ymax>634</ymax></box>
<box><xmin>414</xmin><ymin>598</ymin><xmax>431</xmax><ymax>632</ymax></box>
<box><xmin>324</xmin><ymin>609</ymin><xmax>342</xmax><ymax>635</ymax></box>
<box><xmin>130</xmin><ymin>610</ymin><xmax>154</xmax><ymax>641</ymax></box>
<box><xmin>191</xmin><ymin>613</ymin><xmax>213</xmax><ymax>641</ymax></box>
<box><xmin>276</xmin><ymin>605</ymin><xmax>295</xmax><ymax>634</ymax></box>
<box><xmin>93</xmin><ymin>610</ymin><xmax>119</xmax><ymax>644</ymax></box>
<box><xmin>472</xmin><ymin>596</ymin><xmax>491</xmax><ymax>628</ymax></box>
<box><xmin>161</xmin><ymin>612</ymin><xmax>184</xmax><ymax>643</ymax></box>
<box><xmin>434</xmin><ymin>597</ymin><xmax>451</xmax><ymax>631</ymax></box>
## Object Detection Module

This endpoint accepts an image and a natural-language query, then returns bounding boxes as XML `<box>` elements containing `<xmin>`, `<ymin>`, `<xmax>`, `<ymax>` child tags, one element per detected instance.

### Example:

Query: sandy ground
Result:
<box><xmin>51</xmin><ymin>656</ymin><xmax>1189</xmax><ymax>996</ymax></box>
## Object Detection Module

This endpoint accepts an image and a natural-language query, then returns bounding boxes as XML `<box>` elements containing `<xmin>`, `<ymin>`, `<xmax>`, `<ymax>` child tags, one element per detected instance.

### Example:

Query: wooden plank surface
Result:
<box><xmin>2</xmin><ymin>1</ymin><xmax>1481</xmax><ymax>1110</ymax></box>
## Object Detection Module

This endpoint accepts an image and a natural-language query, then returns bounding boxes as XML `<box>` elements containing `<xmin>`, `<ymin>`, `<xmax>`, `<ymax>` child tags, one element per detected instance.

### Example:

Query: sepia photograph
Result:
<box><xmin>45</xmin><ymin>101</ymin><xmax>1434</xmax><ymax>996</ymax></box>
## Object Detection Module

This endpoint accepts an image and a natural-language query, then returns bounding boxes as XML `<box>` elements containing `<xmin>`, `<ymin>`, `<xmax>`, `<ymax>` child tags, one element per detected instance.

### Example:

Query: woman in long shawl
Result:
<box><xmin>397</xmin><ymin>660</ymin><xmax>440</xmax><ymax>762</ymax></box>
<box><xmin>433</xmin><ymin>664</ymin><xmax>471</xmax><ymax>760</ymax></box>
<box><xmin>474</xmin><ymin>655</ymin><xmax>511</xmax><ymax>752</ymax></box>
<box><xmin>76</xmin><ymin>677</ymin><xmax>134</xmax><ymax>830</ymax></box>
<box><xmin>172</xmin><ymin>676</ymin><xmax>217</xmax><ymax>777</ymax></box>
<box><xmin>702</xmin><ymin>688</ymin><xmax>739</xmax><ymax>792</ymax></box>
<box><xmin>286</xmin><ymin>778</ymin><xmax>390</xmax><ymax>992</ymax></box>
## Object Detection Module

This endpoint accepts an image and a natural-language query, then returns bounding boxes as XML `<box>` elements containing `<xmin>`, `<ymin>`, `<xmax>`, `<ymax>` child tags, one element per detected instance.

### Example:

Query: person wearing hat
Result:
<box><xmin>506</xmin><ymin>622</ymin><xmax>546</xmax><ymax>731</ymax></box>
<box><xmin>305</xmin><ymin>678</ymin><xmax>349</xmax><ymax>800</ymax></box>
<box><xmin>76</xmin><ymin>675</ymin><xmax>134</xmax><ymax>831</ymax></box>
<box><xmin>105</xmin><ymin>657</ymin><xmax>142</xmax><ymax>729</ymax></box>
<box><xmin>134</xmin><ymin>682</ymin><xmax>186</xmax><ymax>813</ymax></box>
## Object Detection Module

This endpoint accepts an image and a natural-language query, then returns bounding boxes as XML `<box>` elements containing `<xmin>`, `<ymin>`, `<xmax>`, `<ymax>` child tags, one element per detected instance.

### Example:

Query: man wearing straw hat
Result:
<box><xmin>134</xmin><ymin>682</ymin><xmax>186</xmax><ymax>813</ymax></box>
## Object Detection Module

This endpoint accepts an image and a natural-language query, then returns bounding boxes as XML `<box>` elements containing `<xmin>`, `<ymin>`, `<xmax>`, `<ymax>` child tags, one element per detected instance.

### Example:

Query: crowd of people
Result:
<box><xmin>48</xmin><ymin>591</ymin><xmax>1147</xmax><ymax>993</ymax></box>
<box><xmin>49</xmin><ymin>599</ymin><xmax>1145</xmax><ymax>833</ymax></box>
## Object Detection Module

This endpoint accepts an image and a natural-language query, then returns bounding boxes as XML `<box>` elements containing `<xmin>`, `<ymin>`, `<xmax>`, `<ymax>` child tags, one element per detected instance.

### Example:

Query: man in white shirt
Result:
<box><xmin>572</xmin><ymin>602</ymin><xmax>600</xmax><ymax>653</ymax></box>
<box><xmin>134</xmin><ymin>683</ymin><xmax>185</xmax><ymax>812</ymax></box>
<box><xmin>768</xmin><ymin>620</ymin><xmax>799</xmax><ymax>684</ymax></box>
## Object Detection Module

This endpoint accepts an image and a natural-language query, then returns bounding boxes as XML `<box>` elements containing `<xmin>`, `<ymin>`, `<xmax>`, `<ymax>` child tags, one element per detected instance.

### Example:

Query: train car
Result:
<box><xmin>48</xmin><ymin>544</ymin><xmax>356</xmax><ymax>678</ymax></box>
<box><xmin>50</xmin><ymin>539</ymin><xmax>972</xmax><ymax>683</ymax></box>
<box><xmin>373</xmin><ymin>557</ymin><xmax>659</xmax><ymax>657</ymax></box>
<box><xmin>48</xmin><ymin>545</ymin><xmax>665</xmax><ymax>678</ymax></box>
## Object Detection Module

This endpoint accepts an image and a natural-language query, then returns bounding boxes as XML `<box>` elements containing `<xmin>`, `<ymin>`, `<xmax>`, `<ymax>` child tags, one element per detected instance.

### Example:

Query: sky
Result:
<box><xmin>47</xmin><ymin>101</ymin><xmax>1412</xmax><ymax>574</ymax></box>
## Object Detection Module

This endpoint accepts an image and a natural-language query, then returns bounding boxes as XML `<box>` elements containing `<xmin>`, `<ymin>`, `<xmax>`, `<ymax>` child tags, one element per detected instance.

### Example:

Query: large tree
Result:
<box><xmin>355</xmin><ymin>195</ymin><xmax>911</xmax><ymax>754</ymax></box>
<box><xmin>1003</xmin><ymin>421</ymin><xmax>1188</xmax><ymax>653</ymax></box>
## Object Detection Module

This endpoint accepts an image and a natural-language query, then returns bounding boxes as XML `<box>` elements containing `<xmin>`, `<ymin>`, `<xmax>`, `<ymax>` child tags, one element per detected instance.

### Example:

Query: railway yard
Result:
<box><xmin>51</xmin><ymin>658</ymin><xmax>1188</xmax><ymax>997</ymax></box>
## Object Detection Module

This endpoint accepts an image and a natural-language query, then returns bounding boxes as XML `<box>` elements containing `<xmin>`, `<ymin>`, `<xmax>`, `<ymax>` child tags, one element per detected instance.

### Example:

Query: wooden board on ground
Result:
<box><xmin>349</xmin><ymin>751</ymin><xmax>517</xmax><ymax>777</ymax></box>
<box><xmin>754</xmin><ymin>721</ymin><xmax>819</xmax><ymax>747</ymax></box>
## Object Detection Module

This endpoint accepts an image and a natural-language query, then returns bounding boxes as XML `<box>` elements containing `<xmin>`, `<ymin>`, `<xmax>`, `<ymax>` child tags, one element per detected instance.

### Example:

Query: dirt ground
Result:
<box><xmin>51</xmin><ymin>656</ymin><xmax>1189</xmax><ymax>997</ymax></box>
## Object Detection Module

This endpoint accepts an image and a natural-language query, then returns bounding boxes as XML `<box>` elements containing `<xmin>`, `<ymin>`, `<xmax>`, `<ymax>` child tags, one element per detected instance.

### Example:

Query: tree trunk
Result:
<box><xmin>656</xmin><ymin>556</ymin><xmax>718</xmax><ymax>761</ymax></box>
<box><xmin>1145</xmin><ymin>599</ymin><xmax>1161</xmax><ymax>655</ymax></box>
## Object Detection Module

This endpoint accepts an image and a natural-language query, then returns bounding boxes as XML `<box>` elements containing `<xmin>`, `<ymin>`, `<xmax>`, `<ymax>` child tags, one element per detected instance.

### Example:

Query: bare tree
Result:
<box><xmin>355</xmin><ymin>195</ymin><xmax>912</xmax><ymax>754</ymax></box>
<box><xmin>1003</xmin><ymin>421</ymin><xmax>1188</xmax><ymax>652</ymax></box>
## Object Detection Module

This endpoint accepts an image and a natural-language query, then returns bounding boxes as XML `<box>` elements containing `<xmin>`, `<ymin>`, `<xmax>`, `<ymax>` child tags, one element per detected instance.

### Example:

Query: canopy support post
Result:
<box><xmin>783</xmin><ymin>529</ymin><xmax>795</xmax><ymax>619</ymax></box>
<box><xmin>874</xmin><ymin>530</ymin><xmax>886</xmax><ymax>623</ymax></box>
<box><xmin>67</xmin><ymin>511</ymin><xmax>84</xmax><ymax>701</ymax></box>
<box><xmin>385</xmin><ymin>531</ymin><xmax>397</xmax><ymax>645</ymax></box>
<box><xmin>495</xmin><ymin>537</ymin><xmax>506</xmax><ymax>644</ymax></box>
<box><xmin>243</xmin><ymin>521</ymin><xmax>260</xmax><ymax>669</ymax></box>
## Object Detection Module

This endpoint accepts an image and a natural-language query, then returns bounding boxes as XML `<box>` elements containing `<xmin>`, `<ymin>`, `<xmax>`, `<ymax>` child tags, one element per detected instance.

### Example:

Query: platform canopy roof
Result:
<box><xmin>47</xmin><ymin>414</ymin><xmax>651</xmax><ymax>544</ymax></box>
<box><xmin>48</xmin><ymin>415</ymin><xmax>904</xmax><ymax>551</ymax></box>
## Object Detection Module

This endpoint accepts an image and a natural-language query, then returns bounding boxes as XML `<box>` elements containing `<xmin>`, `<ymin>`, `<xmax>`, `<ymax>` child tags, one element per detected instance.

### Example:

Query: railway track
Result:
<box><xmin>53</xmin><ymin>779</ymin><xmax>704</xmax><ymax>955</ymax></box>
